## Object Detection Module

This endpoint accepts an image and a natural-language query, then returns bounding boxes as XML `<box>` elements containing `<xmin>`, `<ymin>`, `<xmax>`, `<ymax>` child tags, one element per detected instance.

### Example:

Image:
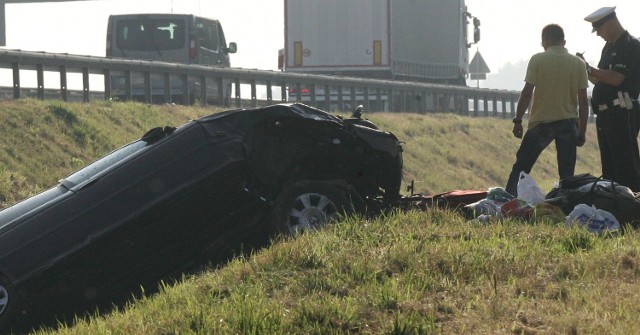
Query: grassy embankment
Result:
<box><xmin>4</xmin><ymin>100</ymin><xmax>640</xmax><ymax>334</ymax></box>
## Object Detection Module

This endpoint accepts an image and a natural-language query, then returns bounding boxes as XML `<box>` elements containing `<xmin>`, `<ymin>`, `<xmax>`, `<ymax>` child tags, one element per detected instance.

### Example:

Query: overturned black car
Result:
<box><xmin>0</xmin><ymin>103</ymin><xmax>403</xmax><ymax>331</ymax></box>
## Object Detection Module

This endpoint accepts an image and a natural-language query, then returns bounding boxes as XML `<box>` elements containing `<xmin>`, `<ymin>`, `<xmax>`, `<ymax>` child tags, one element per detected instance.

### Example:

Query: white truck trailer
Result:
<box><xmin>282</xmin><ymin>0</ymin><xmax>479</xmax><ymax>86</ymax></box>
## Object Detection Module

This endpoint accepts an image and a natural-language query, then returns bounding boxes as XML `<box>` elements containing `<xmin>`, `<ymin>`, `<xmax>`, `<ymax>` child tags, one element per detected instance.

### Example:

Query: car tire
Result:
<box><xmin>0</xmin><ymin>275</ymin><xmax>28</xmax><ymax>333</ymax></box>
<box><xmin>270</xmin><ymin>180</ymin><xmax>355</xmax><ymax>235</ymax></box>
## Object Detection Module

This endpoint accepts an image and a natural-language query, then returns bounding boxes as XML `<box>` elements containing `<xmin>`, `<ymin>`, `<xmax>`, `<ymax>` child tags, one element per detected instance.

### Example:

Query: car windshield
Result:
<box><xmin>116</xmin><ymin>18</ymin><xmax>186</xmax><ymax>51</ymax></box>
<box><xmin>63</xmin><ymin>141</ymin><xmax>148</xmax><ymax>187</ymax></box>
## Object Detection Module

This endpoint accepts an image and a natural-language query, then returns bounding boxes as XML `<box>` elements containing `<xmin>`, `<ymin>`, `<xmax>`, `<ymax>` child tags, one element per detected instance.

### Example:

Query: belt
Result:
<box><xmin>612</xmin><ymin>98</ymin><xmax>639</xmax><ymax>106</ymax></box>
<box><xmin>598</xmin><ymin>98</ymin><xmax>639</xmax><ymax>112</ymax></box>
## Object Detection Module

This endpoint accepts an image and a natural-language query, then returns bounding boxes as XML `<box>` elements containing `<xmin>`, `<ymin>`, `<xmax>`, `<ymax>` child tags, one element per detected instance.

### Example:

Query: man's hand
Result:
<box><xmin>512</xmin><ymin>123</ymin><xmax>523</xmax><ymax>139</ymax></box>
<box><xmin>577</xmin><ymin>132</ymin><xmax>586</xmax><ymax>147</ymax></box>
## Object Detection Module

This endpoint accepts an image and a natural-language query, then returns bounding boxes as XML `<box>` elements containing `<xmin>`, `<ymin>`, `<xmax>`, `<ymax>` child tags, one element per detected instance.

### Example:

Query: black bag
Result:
<box><xmin>545</xmin><ymin>174</ymin><xmax>640</xmax><ymax>229</ymax></box>
<box><xmin>557</xmin><ymin>173</ymin><xmax>600</xmax><ymax>189</ymax></box>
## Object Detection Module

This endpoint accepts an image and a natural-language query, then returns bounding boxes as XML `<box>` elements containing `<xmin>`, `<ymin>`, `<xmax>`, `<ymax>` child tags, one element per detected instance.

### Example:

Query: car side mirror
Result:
<box><xmin>473</xmin><ymin>18</ymin><xmax>480</xmax><ymax>43</ymax></box>
<box><xmin>226</xmin><ymin>42</ymin><xmax>237</xmax><ymax>54</ymax></box>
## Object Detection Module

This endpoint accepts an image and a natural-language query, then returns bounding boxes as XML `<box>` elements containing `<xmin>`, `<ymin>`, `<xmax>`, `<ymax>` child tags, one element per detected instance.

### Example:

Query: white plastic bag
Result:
<box><xmin>465</xmin><ymin>198</ymin><xmax>504</xmax><ymax>217</ymax></box>
<box><xmin>517</xmin><ymin>172</ymin><xmax>546</xmax><ymax>205</ymax></box>
<box><xmin>565</xmin><ymin>204</ymin><xmax>621</xmax><ymax>235</ymax></box>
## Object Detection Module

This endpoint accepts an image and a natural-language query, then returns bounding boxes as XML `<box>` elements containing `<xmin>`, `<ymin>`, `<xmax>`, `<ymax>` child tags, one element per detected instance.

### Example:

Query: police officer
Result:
<box><xmin>584</xmin><ymin>7</ymin><xmax>640</xmax><ymax>192</ymax></box>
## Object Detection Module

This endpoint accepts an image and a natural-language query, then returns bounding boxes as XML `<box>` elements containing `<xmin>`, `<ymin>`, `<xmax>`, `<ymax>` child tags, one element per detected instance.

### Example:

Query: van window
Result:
<box><xmin>116</xmin><ymin>18</ymin><xmax>186</xmax><ymax>51</ymax></box>
<box><xmin>196</xmin><ymin>20</ymin><xmax>220</xmax><ymax>52</ymax></box>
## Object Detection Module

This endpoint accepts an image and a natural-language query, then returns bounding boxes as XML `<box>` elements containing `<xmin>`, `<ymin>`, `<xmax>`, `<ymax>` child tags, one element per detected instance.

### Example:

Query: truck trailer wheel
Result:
<box><xmin>270</xmin><ymin>180</ymin><xmax>354</xmax><ymax>235</ymax></box>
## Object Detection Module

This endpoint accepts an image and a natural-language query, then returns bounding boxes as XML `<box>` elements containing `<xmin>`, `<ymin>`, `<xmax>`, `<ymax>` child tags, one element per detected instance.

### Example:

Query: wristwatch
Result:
<box><xmin>512</xmin><ymin>117</ymin><xmax>522</xmax><ymax>124</ymax></box>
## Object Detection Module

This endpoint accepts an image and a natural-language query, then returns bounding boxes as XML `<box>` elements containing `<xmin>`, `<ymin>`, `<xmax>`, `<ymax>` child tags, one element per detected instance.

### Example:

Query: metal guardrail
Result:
<box><xmin>0</xmin><ymin>48</ymin><xmax>524</xmax><ymax>117</ymax></box>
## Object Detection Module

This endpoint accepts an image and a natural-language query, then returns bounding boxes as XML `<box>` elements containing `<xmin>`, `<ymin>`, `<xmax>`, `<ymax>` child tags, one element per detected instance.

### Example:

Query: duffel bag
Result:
<box><xmin>545</xmin><ymin>174</ymin><xmax>640</xmax><ymax>229</ymax></box>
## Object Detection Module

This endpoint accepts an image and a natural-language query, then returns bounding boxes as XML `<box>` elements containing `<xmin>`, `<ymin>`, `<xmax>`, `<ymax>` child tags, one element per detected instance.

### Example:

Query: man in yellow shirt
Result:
<box><xmin>505</xmin><ymin>24</ymin><xmax>589</xmax><ymax>197</ymax></box>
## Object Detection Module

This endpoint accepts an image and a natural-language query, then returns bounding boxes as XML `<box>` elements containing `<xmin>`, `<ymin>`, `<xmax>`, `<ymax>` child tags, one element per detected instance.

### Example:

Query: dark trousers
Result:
<box><xmin>506</xmin><ymin>119</ymin><xmax>579</xmax><ymax>197</ymax></box>
<box><xmin>596</xmin><ymin>105</ymin><xmax>640</xmax><ymax>192</ymax></box>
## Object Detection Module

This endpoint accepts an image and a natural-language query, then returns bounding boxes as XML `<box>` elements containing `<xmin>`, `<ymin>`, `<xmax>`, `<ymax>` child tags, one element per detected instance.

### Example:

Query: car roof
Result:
<box><xmin>198</xmin><ymin>103</ymin><xmax>341</xmax><ymax>124</ymax></box>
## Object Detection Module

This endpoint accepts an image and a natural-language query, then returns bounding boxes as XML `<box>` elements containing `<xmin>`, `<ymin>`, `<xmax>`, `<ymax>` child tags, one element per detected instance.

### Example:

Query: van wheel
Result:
<box><xmin>0</xmin><ymin>275</ymin><xmax>28</xmax><ymax>333</ymax></box>
<box><xmin>270</xmin><ymin>180</ymin><xmax>354</xmax><ymax>235</ymax></box>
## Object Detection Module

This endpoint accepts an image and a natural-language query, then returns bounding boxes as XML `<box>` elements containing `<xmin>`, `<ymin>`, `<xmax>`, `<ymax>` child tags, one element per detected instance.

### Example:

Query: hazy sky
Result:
<box><xmin>2</xmin><ymin>0</ymin><xmax>639</xmax><ymax>90</ymax></box>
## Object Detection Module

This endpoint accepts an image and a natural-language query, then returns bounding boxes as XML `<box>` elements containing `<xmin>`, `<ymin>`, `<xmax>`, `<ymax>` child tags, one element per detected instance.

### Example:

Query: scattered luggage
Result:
<box><xmin>398</xmin><ymin>172</ymin><xmax>640</xmax><ymax>235</ymax></box>
<box><xmin>545</xmin><ymin>173</ymin><xmax>640</xmax><ymax>229</ymax></box>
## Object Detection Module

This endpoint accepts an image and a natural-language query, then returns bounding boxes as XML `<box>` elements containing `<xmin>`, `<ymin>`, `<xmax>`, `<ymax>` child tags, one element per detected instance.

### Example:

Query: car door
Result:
<box><xmin>43</xmin><ymin>121</ymin><xmax>260</xmax><ymax>298</ymax></box>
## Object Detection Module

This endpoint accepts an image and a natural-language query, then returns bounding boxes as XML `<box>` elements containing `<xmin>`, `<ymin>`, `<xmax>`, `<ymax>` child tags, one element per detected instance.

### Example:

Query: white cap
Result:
<box><xmin>584</xmin><ymin>7</ymin><xmax>617</xmax><ymax>32</ymax></box>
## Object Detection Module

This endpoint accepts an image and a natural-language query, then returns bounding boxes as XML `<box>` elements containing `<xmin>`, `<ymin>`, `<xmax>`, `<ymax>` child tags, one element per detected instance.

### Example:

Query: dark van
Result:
<box><xmin>106</xmin><ymin>14</ymin><xmax>237</xmax><ymax>105</ymax></box>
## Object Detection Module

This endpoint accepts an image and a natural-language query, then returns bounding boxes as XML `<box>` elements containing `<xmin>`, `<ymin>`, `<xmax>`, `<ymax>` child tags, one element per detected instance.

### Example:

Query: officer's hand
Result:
<box><xmin>512</xmin><ymin>123</ymin><xmax>523</xmax><ymax>139</ymax></box>
<box><xmin>577</xmin><ymin>133</ymin><xmax>586</xmax><ymax>147</ymax></box>
<box><xmin>575</xmin><ymin>52</ymin><xmax>590</xmax><ymax>70</ymax></box>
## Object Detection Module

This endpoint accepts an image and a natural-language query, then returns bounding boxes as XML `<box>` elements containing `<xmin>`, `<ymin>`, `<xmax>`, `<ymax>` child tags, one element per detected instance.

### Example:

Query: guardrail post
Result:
<box><xmin>363</xmin><ymin>87</ymin><xmax>370</xmax><ymax>113</ymax></box>
<box><xmin>373</xmin><ymin>88</ymin><xmax>381</xmax><ymax>112</ymax></box>
<box><xmin>82</xmin><ymin>67</ymin><xmax>90</xmax><ymax>103</ymax></box>
<box><xmin>180</xmin><ymin>74</ymin><xmax>189</xmax><ymax>105</ymax></box>
<box><xmin>234</xmin><ymin>78</ymin><xmax>241</xmax><ymax>108</ymax></box>
<box><xmin>455</xmin><ymin>93</ymin><xmax>464</xmax><ymax>114</ymax></box>
<box><xmin>410</xmin><ymin>90</ymin><xmax>417</xmax><ymax>113</ymax></box>
<box><xmin>293</xmin><ymin>83</ymin><xmax>301</xmax><ymax>102</ymax></box>
<box><xmin>473</xmin><ymin>96</ymin><xmax>479</xmax><ymax>117</ymax></box>
<box><xmin>216</xmin><ymin>77</ymin><xmax>225</xmax><ymax>106</ymax></box>
<box><xmin>483</xmin><ymin>95</ymin><xmax>489</xmax><ymax>117</ymax></box>
<box><xmin>198</xmin><ymin>75</ymin><xmax>207</xmax><ymax>106</ymax></box>
<box><xmin>144</xmin><ymin>71</ymin><xmax>152</xmax><ymax>103</ymax></box>
<box><xmin>323</xmin><ymin>84</ymin><xmax>330</xmax><ymax>111</ymax></box>
<box><xmin>59</xmin><ymin>65</ymin><xmax>68</xmax><ymax>102</ymax></box>
<box><xmin>309</xmin><ymin>83</ymin><xmax>316</xmax><ymax>106</ymax></box>
<box><xmin>280</xmin><ymin>82</ymin><xmax>287</xmax><ymax>102</ymax></box>
<box><xmin>36</xmin><ymin>64</ymin><xmax>44</xmax><ymax>100</ymax></box>
<box><xmin>350</xmin><ymin>86</ymin><xmax>356</xmax><ymax>112</ymax></box>
<box><xmin>250</xmin><ymin>79</ymin><xmax>257</xmax><ymax>107</ymax></box>
<box><xmin>125</xmin><ymin>70</ymin><xmax>132</xmax><ymax>101</ymax></box>
<box><xmin>163</xmin><ymin>73</ymin><xmax>171</xmax><ymax>103</ymax></box>
<box><xmin>266</xmin><ymin>80</ymin><xmax>273</xmax><ymax>103</ymax></box>
<box><xmin>12</xmin><ymin>62</ymin><xmax>20</xmax><ymax>99</ymax></box>
<box><xmin>493</xmin><ymin>97</ymin><xmax>498</xmax><ymax>117</ymax></box>
<box><xmin>455</xmin><ymin>94</ymin><xmax>461</xmax><ymax>114</ymax></box>
<box><xmin>103</xmin><ymin>69</ymin><xmax>112</xmax><ymax>101</ymax></box>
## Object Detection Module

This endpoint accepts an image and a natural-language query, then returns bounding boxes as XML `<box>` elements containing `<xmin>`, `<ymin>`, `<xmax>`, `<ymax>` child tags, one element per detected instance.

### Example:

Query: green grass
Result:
<box><xmin>33</xmin><ymin>212</ymin><xmax>640</xmax><ymax>334</ymax></box>
<box><xmin>1</xmin><ymin>99</ymin><xmax>631</xmax><ymax>334</ymax></box>
<box><xmin>0</xmin><ymin>99</ymin><xmax>211</xmax><ymax>207</ymax></box>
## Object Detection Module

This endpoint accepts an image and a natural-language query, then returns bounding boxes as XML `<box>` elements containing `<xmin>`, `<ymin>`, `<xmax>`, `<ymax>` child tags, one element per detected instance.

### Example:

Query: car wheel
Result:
<box><xmin>270</xmin><ymin>180</ymin><xmax>354</xmax><ymax>235</ymax></box>
<box><xmin>0</xmin><ymin>275</ymin><xmax>28</xmax><ymax>332</ymax></box>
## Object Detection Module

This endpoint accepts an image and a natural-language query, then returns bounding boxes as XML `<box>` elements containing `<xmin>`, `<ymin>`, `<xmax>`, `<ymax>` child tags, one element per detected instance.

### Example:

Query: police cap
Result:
<box><xmin>584</xmin><ymin>7</ymin><xmax>616</xmax><ymax>33</ymax></box>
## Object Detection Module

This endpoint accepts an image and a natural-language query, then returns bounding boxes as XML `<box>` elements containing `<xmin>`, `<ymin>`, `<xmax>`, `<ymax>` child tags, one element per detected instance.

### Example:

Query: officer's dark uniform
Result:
<box><xmin>592</xmin><ymin>30</ymin><xmax>640</xmax><ymax>191</ymax></box>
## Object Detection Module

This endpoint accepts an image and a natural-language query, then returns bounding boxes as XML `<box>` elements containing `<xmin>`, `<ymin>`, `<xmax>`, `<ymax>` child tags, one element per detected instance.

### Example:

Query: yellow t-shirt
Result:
<box><xmin>525</xmin><ymin>46</ymin><xmax>589</xmax><ymax>129</ymax></box>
